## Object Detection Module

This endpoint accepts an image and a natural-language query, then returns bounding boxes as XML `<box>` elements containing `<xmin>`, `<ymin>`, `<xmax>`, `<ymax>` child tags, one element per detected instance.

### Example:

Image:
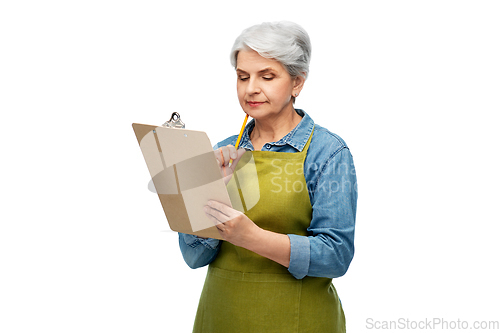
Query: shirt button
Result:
<box><xmin>265</xmin><ymin>144</ymin><xmax>271</xmax><ymax>149</ymax></box>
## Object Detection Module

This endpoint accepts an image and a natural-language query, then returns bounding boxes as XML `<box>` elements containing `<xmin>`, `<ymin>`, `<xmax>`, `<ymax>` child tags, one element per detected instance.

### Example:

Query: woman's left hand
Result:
<box><xmin>204</xmin><ymin>200</ymin><xmax>261</xmax><ymax>248</ymax></box>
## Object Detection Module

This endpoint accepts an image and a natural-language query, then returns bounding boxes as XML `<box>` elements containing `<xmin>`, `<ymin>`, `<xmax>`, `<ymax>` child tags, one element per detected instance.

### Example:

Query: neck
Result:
<box><xmin>251</xmin><ymin>105</ymin><xmax>301</xmax><ymax>147</ymax></box>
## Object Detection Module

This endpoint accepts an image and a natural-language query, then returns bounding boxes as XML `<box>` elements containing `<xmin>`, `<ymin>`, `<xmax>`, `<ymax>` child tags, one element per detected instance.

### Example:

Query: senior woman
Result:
<box><xmin>178</xmin><ymin>21</ymin><xmax>357</xmax><ymax>333</ymax></box>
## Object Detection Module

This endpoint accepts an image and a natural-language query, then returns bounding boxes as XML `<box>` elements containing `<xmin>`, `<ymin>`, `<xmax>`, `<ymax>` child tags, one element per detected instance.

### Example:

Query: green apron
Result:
<box><xmin>193</xmin><ymin>129</ymin><xmax>346</xmax><ymax>332</ymax></box>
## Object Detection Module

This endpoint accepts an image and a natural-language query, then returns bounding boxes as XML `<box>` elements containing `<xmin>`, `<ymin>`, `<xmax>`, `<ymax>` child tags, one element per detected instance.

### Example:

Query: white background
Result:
<box><xmin>1</xmin><ymin>1</ymin><xmax>499</xmax><ymax>332</ymax></box>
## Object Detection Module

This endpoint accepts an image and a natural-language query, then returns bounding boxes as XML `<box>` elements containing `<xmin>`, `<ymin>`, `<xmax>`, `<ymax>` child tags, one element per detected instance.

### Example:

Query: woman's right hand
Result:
<box><xmin>215</xmin><ymin>145</ymin><xmax>246</xmax><ymax>185</ymax></box>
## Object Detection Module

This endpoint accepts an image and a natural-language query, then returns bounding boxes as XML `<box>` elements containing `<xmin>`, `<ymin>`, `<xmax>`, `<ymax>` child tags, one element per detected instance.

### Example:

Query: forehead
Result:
<box><xmin>236</xmin><ymin>49</ymin><xmax>286</xmax><ymax>73</ymax></box>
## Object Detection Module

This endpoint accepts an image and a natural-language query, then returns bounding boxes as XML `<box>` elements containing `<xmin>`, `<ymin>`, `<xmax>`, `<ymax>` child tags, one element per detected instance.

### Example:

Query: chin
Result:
<box><xmin>244</xmin><ymin>109</ymin><xmax>268</xmax><ymax>120</ymax></box>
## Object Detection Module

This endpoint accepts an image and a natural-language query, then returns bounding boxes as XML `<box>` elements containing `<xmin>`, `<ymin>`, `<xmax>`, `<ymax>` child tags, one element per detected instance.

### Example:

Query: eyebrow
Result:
<box><xmin>236</xmin><ymin>67</ymin><xmax>277</xmax><ymax>75</ymax></box>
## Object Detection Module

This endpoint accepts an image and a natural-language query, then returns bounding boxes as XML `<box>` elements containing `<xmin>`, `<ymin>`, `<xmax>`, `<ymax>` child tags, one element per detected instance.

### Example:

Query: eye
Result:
<box><xmin>238</xmin><ymin>76</ymin><xmax>249</xmax><ymax>81</ymax></box>
<box><xmin>262</xmin><ymin>76</ymin><xmax>274</xmax><ymax>81</ymax></box>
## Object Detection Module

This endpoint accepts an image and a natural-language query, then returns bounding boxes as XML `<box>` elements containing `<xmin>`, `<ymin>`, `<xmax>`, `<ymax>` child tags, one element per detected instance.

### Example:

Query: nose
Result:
<box><xmin>246</xmin><ymin>77</ymin><xmax>261</xmax><ymax>95</ymax></box>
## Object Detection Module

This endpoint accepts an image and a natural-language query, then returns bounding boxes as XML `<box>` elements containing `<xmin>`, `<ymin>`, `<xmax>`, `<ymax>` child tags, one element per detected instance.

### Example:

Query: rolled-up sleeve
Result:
<box><xmin>287</xmin><ymin>234</ymin><xmax>310</xmax><ymax>279</ymax></box>
<box><xmin>287</xmin><ymin>148</ymin><xmax>357</xmax><ymax>279</ymax></box>
<box><xmin>178</xmin><ymin>233</ymin><xmax>221</xmax><ymax>269</ymax></box>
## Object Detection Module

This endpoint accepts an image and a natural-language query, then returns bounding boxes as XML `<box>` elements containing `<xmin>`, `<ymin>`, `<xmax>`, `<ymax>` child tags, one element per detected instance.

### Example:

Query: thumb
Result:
<box><xmin>229</xmin><ymin>148</ymin><xmax>247</xmax><ymax>171</ymax></box>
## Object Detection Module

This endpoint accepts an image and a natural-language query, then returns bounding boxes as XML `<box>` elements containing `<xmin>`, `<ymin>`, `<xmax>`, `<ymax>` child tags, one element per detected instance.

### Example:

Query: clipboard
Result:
<box><xmin>132</xmin><ymin>117</ymin><xmax>229</xmax><ymax>240</ymax></box>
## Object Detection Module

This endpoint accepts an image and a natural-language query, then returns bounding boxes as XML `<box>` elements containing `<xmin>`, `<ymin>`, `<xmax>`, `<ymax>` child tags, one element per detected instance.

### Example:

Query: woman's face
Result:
<box><xmin>236</xmin><ymin>49</ymin><xmax>304</xmax><ymax>121</ymax></box>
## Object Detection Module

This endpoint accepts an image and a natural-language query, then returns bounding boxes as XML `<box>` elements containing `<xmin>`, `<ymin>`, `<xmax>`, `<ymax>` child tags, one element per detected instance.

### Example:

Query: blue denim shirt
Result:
<box><xmin>178</xmin><ymin>109</ymin><xmax>357</xmax><ymax>279</ymax></box>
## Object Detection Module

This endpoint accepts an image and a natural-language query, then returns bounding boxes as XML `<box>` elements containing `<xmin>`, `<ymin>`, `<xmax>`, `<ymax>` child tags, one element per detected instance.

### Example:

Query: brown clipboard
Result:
<box><xmin>132</xmin><ymin>122</ymin><xmax>229</xmax><ymax>240</ymax></box>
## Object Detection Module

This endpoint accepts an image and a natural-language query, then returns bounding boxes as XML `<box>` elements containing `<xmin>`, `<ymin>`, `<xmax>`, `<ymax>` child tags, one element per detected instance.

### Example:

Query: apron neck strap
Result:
<box><xmin>301</xmin><ymin>125</ymin><xmax>315</xmax><ymax>156</ymax></box>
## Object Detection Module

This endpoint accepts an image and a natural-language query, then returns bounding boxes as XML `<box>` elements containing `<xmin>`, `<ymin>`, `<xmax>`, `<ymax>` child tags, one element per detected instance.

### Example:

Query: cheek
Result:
<box><xmin>269</xmin><ymin>85</ymin><xmax>291</xmax><ymax>103</ymax></box>
<box><xmin>271</xmin><ymin>79</ymin><xmax>293</xmax><ymax>98</ymax></box>
<box><xmin>237</xmin><ymin>83</ymin><xmax>245</xmax><ymax>99</ymax></box>
<box><xmin>237</xmin><ymin>85</ymin><xmax>247</xmax><ymax>106</ymax></box>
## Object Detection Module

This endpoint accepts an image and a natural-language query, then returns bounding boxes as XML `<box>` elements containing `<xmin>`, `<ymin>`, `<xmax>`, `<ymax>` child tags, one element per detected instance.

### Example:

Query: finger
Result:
<box><xmin>225</xmin><ymin>145</ymin><xmax>239</xmax><ymax>161</ymax></box>
<box><xmin>204</xmin><ymin>205</ymin><xmax>230</xmax><ymax>224</ymax></box>
<box><xmin>214</xmin><ymin>148</ymin><xmax>228</xmax><ymax>165</ymax></box>
<box><xmin>204</xmin><ymin>209</ymin><xmax>224</xmax><ymax>226</ymax></box>
<box><xmin>204</xmin><ymin>212</ymin><xmax>227</xmax><ymax>238</ymax></box>
<box><xmin>219</xmin><ymin>146</ymin><xmax>233</xmax><ymax>166</ymax></box>
<box><xmin>207</xmin><ymin>200</ymin><xmax>239</xmax><ymax>219</ymax></box>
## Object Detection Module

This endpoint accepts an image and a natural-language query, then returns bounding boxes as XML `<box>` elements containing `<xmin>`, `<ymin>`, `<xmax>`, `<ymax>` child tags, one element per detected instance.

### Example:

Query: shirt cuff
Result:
<box><xmin>287</xmin><ymin>234</ymin><xmax>310</xmax><ymax>279</ymax></box>
<box><xmin>182</xmin><ymin>233</ymin><xmax>220</xmax><ymax>250</ymax></box>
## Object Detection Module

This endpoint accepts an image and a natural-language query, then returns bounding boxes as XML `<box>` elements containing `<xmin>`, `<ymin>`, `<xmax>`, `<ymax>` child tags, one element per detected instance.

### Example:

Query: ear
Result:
<box><xmin>292</xmin><ymin>74</ymin><xmax>306</xmax><ymax>97</ymax></box>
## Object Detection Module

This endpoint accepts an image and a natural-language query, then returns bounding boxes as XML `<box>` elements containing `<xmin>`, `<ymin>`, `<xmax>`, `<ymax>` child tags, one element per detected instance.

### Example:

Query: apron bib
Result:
<box><xmin>192</xmin><ymin>128</ymin><xmax>345</xmax><ymax>333</ymax></box>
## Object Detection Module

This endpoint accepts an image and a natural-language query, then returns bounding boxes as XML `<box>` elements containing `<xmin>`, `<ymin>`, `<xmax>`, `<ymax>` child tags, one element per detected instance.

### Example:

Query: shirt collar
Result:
<box><xmin>238</xmin><ymin>109</ymin><xmax>315</xmax><ymax>152</ymax></box>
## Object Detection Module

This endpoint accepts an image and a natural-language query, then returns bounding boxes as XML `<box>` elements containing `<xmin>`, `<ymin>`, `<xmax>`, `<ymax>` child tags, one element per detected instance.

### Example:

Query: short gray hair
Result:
<box><xmin>230</xmin><ymin>21</ymin><xmax>312</xmax><ymax>79</ymax></box>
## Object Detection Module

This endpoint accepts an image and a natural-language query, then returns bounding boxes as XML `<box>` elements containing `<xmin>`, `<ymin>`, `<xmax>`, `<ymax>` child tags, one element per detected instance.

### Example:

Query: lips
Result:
<box><xmin>247</xmin><ymin>101</ymin><xmax>265</xmax><ymax>107</ymax></box>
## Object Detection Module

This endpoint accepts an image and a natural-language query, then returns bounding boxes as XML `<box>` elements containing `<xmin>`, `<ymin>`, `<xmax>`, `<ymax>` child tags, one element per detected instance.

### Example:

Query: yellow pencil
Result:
<box><xmin>228</xmin><ymin>113</ymin><xmax>249</xmax><ymax>167</ymax></box>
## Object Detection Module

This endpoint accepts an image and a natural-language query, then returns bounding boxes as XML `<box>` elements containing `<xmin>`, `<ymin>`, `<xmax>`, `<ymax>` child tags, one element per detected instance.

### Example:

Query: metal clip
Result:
<box><xmin>162</xmin><ymin>112</ymin><xmax>185</xmax><ymax>128</ymax></box>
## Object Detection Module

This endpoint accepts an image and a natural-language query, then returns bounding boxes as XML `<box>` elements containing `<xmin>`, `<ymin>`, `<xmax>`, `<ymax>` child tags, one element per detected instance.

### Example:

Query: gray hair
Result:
<box><xmin>230</xmin><ymin>21</ymin><xmax>311</xmax><ymax>79</ymax></box>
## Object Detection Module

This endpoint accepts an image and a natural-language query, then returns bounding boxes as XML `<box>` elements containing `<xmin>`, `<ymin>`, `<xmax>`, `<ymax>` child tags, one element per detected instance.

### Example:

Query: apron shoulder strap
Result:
<box><xmin>301</xmin><ymin>125</ymin><xmax>315</xmax><ymax>156</ymax></box>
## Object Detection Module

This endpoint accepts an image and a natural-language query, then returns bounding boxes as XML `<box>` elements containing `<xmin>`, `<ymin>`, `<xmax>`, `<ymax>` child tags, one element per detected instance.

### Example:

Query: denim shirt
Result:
<box><xmin>178</xmin><ymin>109</ymin><xmax>357</xmax><ymax>279</ymax></box>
